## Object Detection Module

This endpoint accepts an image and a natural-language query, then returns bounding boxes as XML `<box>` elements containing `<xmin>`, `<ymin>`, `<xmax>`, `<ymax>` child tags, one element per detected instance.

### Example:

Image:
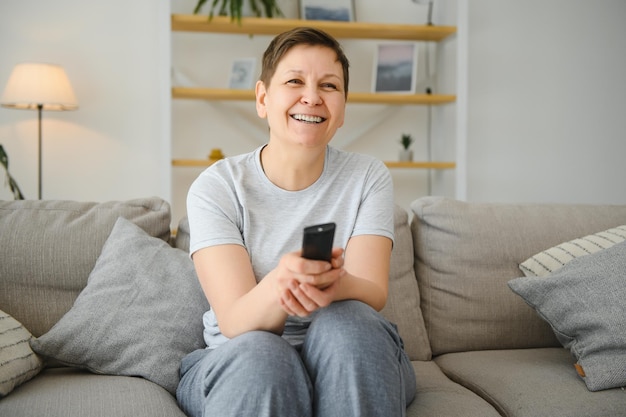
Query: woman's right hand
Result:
<box><xmin>273</xmin><ymin>248</ymin><xmax>345</xmax><ymax>317</ymax></box>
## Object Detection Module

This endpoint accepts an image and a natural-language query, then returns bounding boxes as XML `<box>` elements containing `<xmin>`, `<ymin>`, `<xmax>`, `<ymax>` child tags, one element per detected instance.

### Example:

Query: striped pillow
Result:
<box><xmin>0</xmin><ymin>310</ymin><xmax>43</xmax><ymax>397</ymax></box>
<box><xmin>519</xmin><ymin>225</ymin><xmax>626</xmax><ymax>277</ymax></box>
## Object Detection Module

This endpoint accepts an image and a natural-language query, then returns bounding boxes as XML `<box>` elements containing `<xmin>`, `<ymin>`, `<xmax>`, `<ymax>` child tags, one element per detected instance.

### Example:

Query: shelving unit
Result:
<box><xmin>170</xmin><ymin>14</ymin><xmax>459</xmax><ymax>173</ymax></box>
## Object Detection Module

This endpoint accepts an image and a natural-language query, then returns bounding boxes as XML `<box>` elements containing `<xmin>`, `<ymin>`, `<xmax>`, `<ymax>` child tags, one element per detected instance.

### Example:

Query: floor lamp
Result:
<box><xmin>1</xmin><ymin>63</ymin><xmax>78</xmax><ymax>199</ymax></box>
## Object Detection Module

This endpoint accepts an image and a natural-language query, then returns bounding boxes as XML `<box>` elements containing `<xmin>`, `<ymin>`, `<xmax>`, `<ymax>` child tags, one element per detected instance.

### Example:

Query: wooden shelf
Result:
<box><xmin>172</xmin><ymin>159</ymin><xmax>220</xmax><ymax>167</ymax></box>
<box><xmin>172</xmin><ymin>159</ymin><xmax>455</xmax><ymax>170</ymax></box>
<box><xmin>172</xmin><ymin>87</ymin><xmax>456</xmax><ymax>105</ymax></box>
<box><xmin>384</xmin><ymin>161</ymin><xmax>456</xmax><ymax>169</ymax></box>
<box><xmin>171</xmin><ymin>14</ymin><xmax>456</xmax><ymax>42</ymax></box>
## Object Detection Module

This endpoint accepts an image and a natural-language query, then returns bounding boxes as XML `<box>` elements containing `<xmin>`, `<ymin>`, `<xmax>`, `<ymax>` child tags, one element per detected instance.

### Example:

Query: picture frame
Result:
<box><xmin>372</xmin><ymin>43</ymin><xmax>418</xmax><ymax>94</ymax></box>
<box><xmin>299</xmin><ymin>0</ymin><xmax>355</xmax><ymax>22</ymax></box>
<box><xmin>228</xmin><ymin>58</ymin><xmax>257</xmax><ymax>90</ymax></box>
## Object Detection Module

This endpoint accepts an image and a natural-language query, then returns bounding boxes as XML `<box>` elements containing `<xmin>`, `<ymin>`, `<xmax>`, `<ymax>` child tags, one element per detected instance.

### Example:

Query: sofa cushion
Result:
<box><xmin>407</xmin><ymin>360</ymin><xmax>500</xmax><ymax>417</ymax></box>
<box><xmin>508</xmin><ymin>240</ymin><xmax>626</xmax><ymax>391</ymax></box>
<box><xmin>0</xmin><ymin>310</ymin><xmax>43</xmax><ymax>397</ymax></box>
<box><xmin>411</xmin><ymin>196</ymin><xmax>626</xmax><ymax>355</ymax></box>
<box><xmin>176</xmin><ymin>204</ymin><xmax>432</xmax><ymax>361</ymax></box>
<box><xmin>0</xmin><ymin>368</ymin><xmax>187</xmax><ymax>417</ymax></box>
<box><xmin>382</xmin><ymin>205</ymin><xmax>431</xmax><ymax>360</ymax></box>
<box><xmin>174</xmin><ymin>216</ymin><xmax>190</xmax><ymax>252</ymax></box>
<box><xmin>30</xmin><ymin>218</ymin><xmax>209</xmax><ymax>395</ymax></box>
<box><xmin>435</xmin><ymin>348</ymin><xmax>626</xmax><ymax>417</ymax></box>
<box><xmin>519</xmin><ymin>224</ymin><xmax>626</xmax><ymax>277</ymax></box>
<box><xmin>0</xmin><ymin>198</ymin><xmax>171</xmax><ymax>337</ymax></box>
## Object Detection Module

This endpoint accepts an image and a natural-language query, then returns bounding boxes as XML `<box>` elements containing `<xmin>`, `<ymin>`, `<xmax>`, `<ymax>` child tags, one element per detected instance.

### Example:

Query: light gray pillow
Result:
<box><xmin>508</xmin><ymin>240</ymin><xmax>626</xmax><ymax>391</ymax></box>
<box><xmin>30</xmin><ymin>217</ymin><xmax>209</xmax><ymax>395</ymax></box>
<box><xmin>0</xmin><ymin>198</ymin><xmax>171</xmax><ymax>338</ymax></box>
<box><xmin>0</xmin><ymin>310</ymin><xmax>43</xmax><ymax>397</ymax></box>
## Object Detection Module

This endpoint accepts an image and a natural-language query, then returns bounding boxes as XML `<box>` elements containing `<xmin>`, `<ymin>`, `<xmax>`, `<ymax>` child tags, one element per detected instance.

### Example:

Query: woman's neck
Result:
<box><xmin>260</xmin><ymin>143</ymin><xmax>326</xmax><ymax>191</ymax></box>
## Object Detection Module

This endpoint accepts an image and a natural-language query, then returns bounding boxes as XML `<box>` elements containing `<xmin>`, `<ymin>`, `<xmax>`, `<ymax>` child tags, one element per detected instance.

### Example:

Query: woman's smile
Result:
<box><xmin>290</xmin><ymin>113</ymin><xmax>327</xmax><ymax>124</ymax></box>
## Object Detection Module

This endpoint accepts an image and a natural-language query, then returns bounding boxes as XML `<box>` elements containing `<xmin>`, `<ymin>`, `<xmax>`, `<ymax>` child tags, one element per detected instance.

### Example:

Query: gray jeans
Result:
<box><xmin>176</xmin><ymin>300</ymin><xmax>416</xmax><ymax>417</ymax></box>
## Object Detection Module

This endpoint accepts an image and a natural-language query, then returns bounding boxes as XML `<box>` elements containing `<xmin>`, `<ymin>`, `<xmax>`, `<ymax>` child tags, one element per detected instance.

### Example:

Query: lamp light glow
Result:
<box><xmin>1</xmin><ymin>62</ymin><xmax>78</xmax><ymax>199</ymax></box>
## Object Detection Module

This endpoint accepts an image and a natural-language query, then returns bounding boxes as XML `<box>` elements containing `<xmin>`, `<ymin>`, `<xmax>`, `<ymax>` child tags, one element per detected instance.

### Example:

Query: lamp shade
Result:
<box><xmin>1</xmin><ymin>63</ymin><xmax>78</xmax><ymax>111</ymax></box>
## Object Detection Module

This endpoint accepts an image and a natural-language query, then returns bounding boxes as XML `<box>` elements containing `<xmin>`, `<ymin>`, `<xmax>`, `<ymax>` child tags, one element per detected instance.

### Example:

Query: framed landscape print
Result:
<box><xmin>228</xmin><ymin>58</ymin><xmax>256</xmax><ymax>90</ymax></box>
<box><xmin>372</xmin><ymin>43</ymin><xmax>418</xmax><ymax>94</ymax></box>
<box><xmin>300</xmin><ymin>0</ymin><xmax>355</xmax><ymax>22</ymax></box>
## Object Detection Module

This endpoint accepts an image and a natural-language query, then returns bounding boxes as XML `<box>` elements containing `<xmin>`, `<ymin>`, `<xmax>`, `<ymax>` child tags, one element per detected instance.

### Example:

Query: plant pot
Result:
<box><xmin>399</xmin><ymin>149</ymin><xmax>413</xmax><ymax>162</ymax></box>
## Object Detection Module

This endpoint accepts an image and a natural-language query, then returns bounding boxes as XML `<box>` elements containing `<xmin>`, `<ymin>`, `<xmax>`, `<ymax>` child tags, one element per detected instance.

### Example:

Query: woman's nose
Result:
<box><xmin>301</xmin><ymin>86</ymin><xmax>322</xmax><ymax>106</ymax></box>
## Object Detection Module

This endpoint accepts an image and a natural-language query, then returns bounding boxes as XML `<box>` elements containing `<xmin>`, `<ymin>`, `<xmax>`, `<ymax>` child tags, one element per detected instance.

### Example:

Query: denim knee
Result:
<box><xmin>300</xmin><ymin>301</ymin><xmax>416</xmax><ymax>415</ymax></box>
<box><xmin>209</xmin><ymin>331</ymin><xmax>310</xmax><ymax>387</ymax></box>
<box><xmin>306</xmin><ymin>300</ymin><xmax>399</xmax><ymax>350</ymax></box>
<box><xmin>177</xmin><ymin>331</ymin><xmax>313</xmax><ymax>417</ymax></box>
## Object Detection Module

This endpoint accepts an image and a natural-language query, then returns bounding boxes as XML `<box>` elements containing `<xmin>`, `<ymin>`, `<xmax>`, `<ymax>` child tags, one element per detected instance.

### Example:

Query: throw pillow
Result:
<box><xmin>30</xmin><ymin>217</ymin><xmax>209</xmax><ymax>395</ymax></box>
<box><xmin>508</xmin><ymin>240</ymin><xmax>626</xmax><ymax>391</ymax></box>
<box><xmin>0</xmin><ymin>310</ymin><xmax>43</xmax><ymax>397</ymax></box>
<box><xmin>519</xmin><ymin>225</ymin><xmax>626</xmax><ymax>277</ymax></box>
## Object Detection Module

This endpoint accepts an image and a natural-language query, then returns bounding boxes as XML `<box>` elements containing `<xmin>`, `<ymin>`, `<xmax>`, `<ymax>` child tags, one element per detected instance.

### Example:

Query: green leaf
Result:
<box><xmin>193</xmin><ymin>0</ymin><xmax>208</xmax><ymax>14</ymax></box>
<box><xmin>196</xmin><ymin>0</ymin><xmax>282</xmax><ymax>23</ymax></box>
<box><xmin>0</xmin><ymin>145</ymin><xmax>8</xmax><ymax>171</ymax></box>
<box><xmin>0</xmin><ymin>144</ymin><xmax>25</xmax><ymax>200</ymax></box>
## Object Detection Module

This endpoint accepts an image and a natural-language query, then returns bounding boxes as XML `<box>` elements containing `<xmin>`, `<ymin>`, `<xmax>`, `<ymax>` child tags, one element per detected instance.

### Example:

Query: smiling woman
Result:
<box><xmin>176</xmin><ymin>27</ymin><xmax>416</xmax><ymax>417</ymax></box>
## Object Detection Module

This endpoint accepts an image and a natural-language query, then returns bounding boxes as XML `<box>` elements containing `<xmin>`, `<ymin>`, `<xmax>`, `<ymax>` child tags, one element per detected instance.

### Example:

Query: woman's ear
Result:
<box><xmin>255</xmin><ymin>80</ymin><xmax>267</xmax><ymax>118</ymax></box>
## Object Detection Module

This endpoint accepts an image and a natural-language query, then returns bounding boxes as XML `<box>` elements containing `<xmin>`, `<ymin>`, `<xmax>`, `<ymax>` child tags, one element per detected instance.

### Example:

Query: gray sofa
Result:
<box><xmin>1</xmin><ymin>196</ymin><xmax>625</xmax><ymax>416</ymax></box>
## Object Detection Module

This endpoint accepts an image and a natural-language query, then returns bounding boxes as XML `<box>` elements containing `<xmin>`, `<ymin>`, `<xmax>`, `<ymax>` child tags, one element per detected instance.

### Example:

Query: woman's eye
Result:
<box><xmin>287</xmin><ymin>79</ymin><xmax>303</xmax><ymax>85</ymax></box>
<box><xmin>322</xmin><ymin>83</ymin><xmax>338</xmax><ymax>90</ymax></box>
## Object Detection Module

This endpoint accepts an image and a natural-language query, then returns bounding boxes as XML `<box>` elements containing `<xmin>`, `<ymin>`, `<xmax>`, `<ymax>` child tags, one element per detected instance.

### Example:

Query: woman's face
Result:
<box><xmin>255</xmin><ymin>44</ymin><xmax>346</xmax><ymax>150</ymax></box>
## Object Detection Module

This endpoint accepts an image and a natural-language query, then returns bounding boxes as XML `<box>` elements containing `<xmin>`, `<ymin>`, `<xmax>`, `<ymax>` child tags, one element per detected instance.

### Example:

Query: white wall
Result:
<box><xmin>0</xmin><ymin>0</ymin><xmax>171</xmax><ymax>203</ymax></box>
<box><xmin>467</xmin><ymin>0</ymin><xmax>626</xmax><ymax>204</ymax></box>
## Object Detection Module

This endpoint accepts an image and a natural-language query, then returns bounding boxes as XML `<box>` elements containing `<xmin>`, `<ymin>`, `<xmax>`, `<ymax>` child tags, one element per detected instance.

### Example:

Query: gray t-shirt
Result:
<box><xmin>187</xmin><ymin>145</ymin><xmax>394</xmax><ymax>348</ymax></box>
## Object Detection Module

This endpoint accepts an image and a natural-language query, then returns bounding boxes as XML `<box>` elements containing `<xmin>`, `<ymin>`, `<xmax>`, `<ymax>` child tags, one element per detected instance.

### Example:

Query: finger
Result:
<box><xmin>290</xmin><ymin>283</ymin><xmax>320</xmax><ymax>313</ymax></box>
<box><xmin>298</xmin><ymin>283</ymin><xmax>334</xmax><ymax>309</ymax></box>
<box><xmin>279</xmin><ymin>290</ymin><xmax>299</xmax><ymax>316</ymax></box>
<box><xmin>283</xmin><ymin>286</ymin><xmax>312</xmax><ymax>317</ymax></box>
<box><xmin>331</xmin><ymin>248</ymin><xmax>344</xmax><ymax>268</ymax></box>
<box><xmin>280</xmin><ymin>252</ymin><xmax>327</xmax><ymax>277</ymax></box>
<box><xmin>303</xmin><ymin>267</ymin><xmax>345</xmax><ymax>289</ymax></box>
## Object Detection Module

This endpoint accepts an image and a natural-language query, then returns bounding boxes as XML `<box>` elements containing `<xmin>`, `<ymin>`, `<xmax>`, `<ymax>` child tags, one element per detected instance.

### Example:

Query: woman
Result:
<box><xmin>176</xmin><ymin>27</ymin><xmax>416</xmax><ymax>417</ymax></box>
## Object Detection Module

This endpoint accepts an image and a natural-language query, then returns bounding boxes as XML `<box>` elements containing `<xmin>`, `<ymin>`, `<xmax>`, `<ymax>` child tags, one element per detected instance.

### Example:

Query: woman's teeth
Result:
<box><xmin>292</xmin><ymin>114</ymin><xmax>324</xmax><ymax>123</ymax></box>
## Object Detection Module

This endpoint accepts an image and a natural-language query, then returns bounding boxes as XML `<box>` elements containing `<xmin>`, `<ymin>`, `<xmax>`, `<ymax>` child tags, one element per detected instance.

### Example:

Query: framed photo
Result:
<box><xmin>372</xmin><ymin>43</ymin><xmax>418</xmax><ymax>94</ymax></box>
<box><xmin>228</xmin><ymin>58</ymin><xmax>257</xmax><ymax>90</ymax></box>
<box><xmin>300</xmin><ymin>0</ymin><xmax>355</xmax><ymax>22</ymax></box>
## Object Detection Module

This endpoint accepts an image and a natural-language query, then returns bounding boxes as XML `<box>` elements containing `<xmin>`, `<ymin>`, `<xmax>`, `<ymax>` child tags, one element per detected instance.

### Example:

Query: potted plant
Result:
<box><xmin>399</xmin><ymin>133</ymin><xmax>414</xmax><ymax>161</ymax></box>
<box><xmin>0</xmin><ymin>144</ymin><xmax>24</xmax><ymax>199</ymax></box>
<box><xmin>193</xmin><ymin>0</ymin><xmax>283</xmax><ymax>23</ymax></box>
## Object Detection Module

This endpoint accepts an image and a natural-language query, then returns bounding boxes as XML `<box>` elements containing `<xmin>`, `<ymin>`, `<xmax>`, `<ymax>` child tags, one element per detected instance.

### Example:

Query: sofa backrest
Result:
<box><xmin>175</xmin><ymin>204</ymin><xmax>433</xmax><ymax>361</ymax></box>
<box><xmin>382</xmin><ymin>204</ymin><xmax>432</xmax><ymax>360</ymax></box>
<box><xmin>411</xmin><ymin>196</ymin><xmax>626</xmax><ymax>356</ymax></box>
<box><xmin>0</xmin><ymin>198</ymin><xmax>171</xmax><ymax>337</ymax></box>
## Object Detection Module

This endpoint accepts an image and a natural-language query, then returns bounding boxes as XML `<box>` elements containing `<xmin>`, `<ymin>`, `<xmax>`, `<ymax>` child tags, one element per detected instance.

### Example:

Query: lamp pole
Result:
<box><xmin>37</xmin><ymin>103</ymin><xmax>43</xmax><ymax>199</ymax></box>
